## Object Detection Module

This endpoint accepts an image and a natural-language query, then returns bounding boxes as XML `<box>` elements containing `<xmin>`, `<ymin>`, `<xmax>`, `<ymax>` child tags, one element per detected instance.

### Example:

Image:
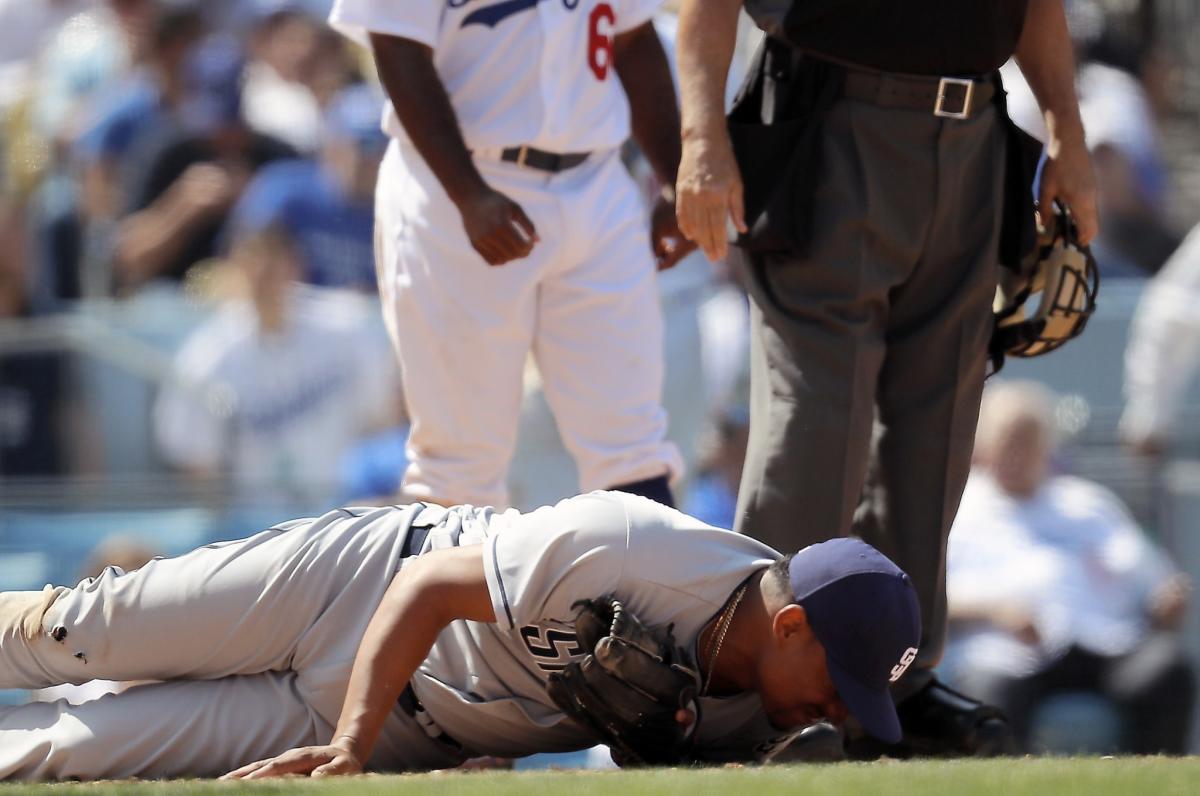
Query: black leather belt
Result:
<box><xmin>398</xmin><ymin>683</ymin><xmax>464</xmax><ymax>751</ymax></box>
<box><xmin>841</xmin><ymin>69</ymin><xmax>996</xmax><ymax>120</ymax></box>
<box><xmin>402</xmin><ymin>521</ymin><xmax>432</xmax><ymax>559</ymax></box>
<box><xmin>500</xmin><ymin>146</ymin><xmax>590</xmax><ymax>172</ymax></box>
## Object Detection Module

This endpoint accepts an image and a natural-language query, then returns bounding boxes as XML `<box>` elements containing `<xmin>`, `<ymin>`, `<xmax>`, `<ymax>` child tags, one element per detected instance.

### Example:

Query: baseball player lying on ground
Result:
<box><xmin>0</xmin><ymin>492</ymin><xmax>920</xmax><ymax>780</ymax></box>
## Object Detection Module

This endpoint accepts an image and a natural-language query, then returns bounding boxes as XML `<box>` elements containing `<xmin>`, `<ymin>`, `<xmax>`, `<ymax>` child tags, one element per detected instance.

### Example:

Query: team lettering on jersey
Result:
<box><xmin>447</xmin><ymin>0</ymin><xmax>617</xmax><ymax>81</ymax></box>
<box><xmin>451</xmin><ymin>0</ymin><xmax>581</xmax><ymax>29</ymax></box>
<box><xmin>519</xmin><ymin>625</ymin><xmax>584</xmax><ymax>672</ymax></box>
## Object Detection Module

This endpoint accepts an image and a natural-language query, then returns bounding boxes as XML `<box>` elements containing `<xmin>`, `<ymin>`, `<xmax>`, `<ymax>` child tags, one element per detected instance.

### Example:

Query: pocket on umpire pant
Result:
<box><xmin>729</xmin><ymin>115</ymin><xmax>813</xmax><ymax>254</ymax></box>
<box><xmin>727</xmin><ymin>39</ymin><xmax>847</xmax><ymax>257</ymax></box>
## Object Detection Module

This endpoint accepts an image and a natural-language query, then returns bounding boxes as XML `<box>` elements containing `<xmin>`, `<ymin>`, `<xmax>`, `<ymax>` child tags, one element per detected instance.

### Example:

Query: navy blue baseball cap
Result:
<box><xmin>789</xmin><ymin>538</ymin><xmax>921</xmax><ymax>744</ymax></box>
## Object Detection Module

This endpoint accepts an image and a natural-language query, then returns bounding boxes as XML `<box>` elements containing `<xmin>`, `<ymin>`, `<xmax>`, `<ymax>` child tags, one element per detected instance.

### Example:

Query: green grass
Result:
<box><xmin>3</xmin><ymin>759</ymin><xmax>1199</xmax><ymax>796</ymax></box>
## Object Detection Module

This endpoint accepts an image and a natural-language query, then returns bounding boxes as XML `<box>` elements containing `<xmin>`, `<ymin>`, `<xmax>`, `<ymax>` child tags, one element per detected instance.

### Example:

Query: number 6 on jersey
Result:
<box><xmin>588</xmin><ymin>3</ymin><xmax>616</xmax><ymax>80</ymax></box>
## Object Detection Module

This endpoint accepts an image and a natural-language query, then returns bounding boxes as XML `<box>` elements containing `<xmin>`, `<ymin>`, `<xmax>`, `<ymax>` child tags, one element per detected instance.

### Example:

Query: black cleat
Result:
<box><xmin>772</xmin><ymin>722</ymin><xmax>846</xmax><ymax>763</ymax></box>
<box><xmin>846</xmin><ymin>679</ymin><xmax>1015</xmax><ymax>759</ymax></box>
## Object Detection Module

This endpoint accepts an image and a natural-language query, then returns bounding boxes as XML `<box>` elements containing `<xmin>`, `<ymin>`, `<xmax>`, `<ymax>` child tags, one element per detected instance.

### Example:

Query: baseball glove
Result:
<box><xmin>989</xmin><ymin>202</ymin><xmax>1100</xmax><ymax>374</ymax></box>
<box><xmin>546</xmin><ymin>596</ymin><xmax>702</xmax><ymax>767</ymax></box>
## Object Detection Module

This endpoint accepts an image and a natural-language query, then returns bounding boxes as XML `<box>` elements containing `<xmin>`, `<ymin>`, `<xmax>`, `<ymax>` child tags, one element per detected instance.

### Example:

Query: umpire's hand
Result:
<box><xmin>675</xmin><ymin>131</ymin><xmax>748</xmax><ymax>262</ymax></box>
<box><xmin>1038</xmin><ymin>135</ymin><xmax>1099</xmax><ymax>246</ymax></box>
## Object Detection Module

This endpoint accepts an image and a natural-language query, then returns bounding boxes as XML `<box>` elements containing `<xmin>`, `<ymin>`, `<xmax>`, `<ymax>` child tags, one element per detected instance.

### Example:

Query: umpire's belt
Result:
<box><xmin>840</xmin><ymin>68</ymin><xmax>996</xmax><ymax>120</ymax></box>
<box><xmin>475</xmin><ymin>145</ymin><xmax>590</xmax><ymax>173</ymax></box>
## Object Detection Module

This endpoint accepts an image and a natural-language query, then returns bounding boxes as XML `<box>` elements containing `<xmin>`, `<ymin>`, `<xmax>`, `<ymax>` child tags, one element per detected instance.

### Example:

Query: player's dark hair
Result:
<box><xmin>765</xmin><ymin>554</ymin><xmax>794</xmax><ymax>603</ymax></box>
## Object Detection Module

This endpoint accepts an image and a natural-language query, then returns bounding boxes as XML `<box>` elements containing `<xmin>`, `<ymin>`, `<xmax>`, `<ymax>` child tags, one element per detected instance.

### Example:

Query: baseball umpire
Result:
<box><xmin>326</xmin><ymin>1</ymin><xmax>691</xmax><ymax>511</ymax></box>
<box><xmin>674</xmin><ymin>0</ymin><xmax>1098</xmax><ymax>756</ymax></box>
<box><xmin>0</xmin><ymin>492</ymin><xmax>919</xmax><ymax>779</ymax></box>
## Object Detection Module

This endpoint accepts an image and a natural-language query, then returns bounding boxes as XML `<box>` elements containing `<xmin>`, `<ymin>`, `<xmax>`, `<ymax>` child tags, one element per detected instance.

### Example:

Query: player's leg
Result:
<box><xmin>533</xmin><ymin>151</ymin><xmax>682</xmax><ymax>503</ymax></box>
<box><xmin>374</xmin><ymin>143</ymin><xmax>553</xmax><ymax>508</ymax></box>
<box><xmin>0</xmin><ymin>672</ymin><xmax>325</xmax><ymax>780</ymax></box>
<box><xmin>0</xmin><ymin>506</ymin><xmax>416</xmax><ymax>690</ymax></box>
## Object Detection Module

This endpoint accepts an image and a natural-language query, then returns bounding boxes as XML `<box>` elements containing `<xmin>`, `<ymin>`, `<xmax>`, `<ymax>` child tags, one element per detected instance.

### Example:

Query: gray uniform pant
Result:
<box><xmin>0</xmin><ymin>505</ymin><xmax>464</xmax><ymax>780</ymax></box>
<box><xmin>734</xmin><ymin>97</ymin><xmax>1007</xmax><ymax>694</ymax></box>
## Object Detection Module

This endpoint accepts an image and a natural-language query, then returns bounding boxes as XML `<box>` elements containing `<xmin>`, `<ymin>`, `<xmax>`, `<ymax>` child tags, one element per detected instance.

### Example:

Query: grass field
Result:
<box><xmin>2</xmin><ymin>758</ymin><xmax>1198</xmax><ymax>796</ymax></box>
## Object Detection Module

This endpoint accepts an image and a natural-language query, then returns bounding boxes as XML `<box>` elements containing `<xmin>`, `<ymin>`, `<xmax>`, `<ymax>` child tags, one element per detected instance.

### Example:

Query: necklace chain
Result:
<box><xmin>701</xmin><ymin>583</ymin><xmax>748</xmax><ymax>696</ymax></box>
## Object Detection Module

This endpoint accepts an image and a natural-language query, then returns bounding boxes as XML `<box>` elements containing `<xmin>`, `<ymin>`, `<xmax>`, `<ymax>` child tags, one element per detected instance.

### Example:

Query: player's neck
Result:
<box><xmin>703</xmin><ymin>572</ymin><xmax>766</xmax><ymax>697</ymax></box>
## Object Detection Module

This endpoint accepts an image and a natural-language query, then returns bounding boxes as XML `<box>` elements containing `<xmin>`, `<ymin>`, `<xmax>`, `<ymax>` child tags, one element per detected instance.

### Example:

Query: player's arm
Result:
<box><xmin>368</xmin><ymin>33</ymin><xmax>537</xmax><ymax>266</ymax></box>
<box><xmin>615</xmin><ymin>22</ymin><xmax>680</xmax><ymax>188</ymax></box>
<box><xmin>1014</xmin><ymin>0</ymin><xmax>1098</xmax><ymax>244</ymax></box>
<box><xmin>223</xmin><ymin>545</ymin><xmax>496</xmax><ymax>779</ymax></box>
<box><xmin>674</xmin><ymin>0</ymin><xmax>747</xmax><ymax>262</ymax></box>
<box><xmin>613</xmin><ymin>21</ymin><xmax>696</xmax><ymax>270</ymax></box>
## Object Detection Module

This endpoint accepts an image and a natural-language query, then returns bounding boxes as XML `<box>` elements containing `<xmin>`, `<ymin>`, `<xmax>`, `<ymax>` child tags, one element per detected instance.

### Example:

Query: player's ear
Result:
<box><xmin>771</xmin><ymin>604</ymin><xmax>811</xmax><ymax>645</ymax></box>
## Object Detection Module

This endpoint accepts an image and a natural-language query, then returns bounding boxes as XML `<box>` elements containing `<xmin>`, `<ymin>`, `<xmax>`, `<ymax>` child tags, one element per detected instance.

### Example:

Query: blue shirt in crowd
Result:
<box><xmin>230</xmin><ymin>159</ymin><xmax>376</xmax><ymax>291</ymax></box>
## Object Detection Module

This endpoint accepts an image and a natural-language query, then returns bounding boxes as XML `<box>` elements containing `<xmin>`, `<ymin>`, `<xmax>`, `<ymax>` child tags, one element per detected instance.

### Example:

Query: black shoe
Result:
<box><xmin>846</xmin><ymin>679</ymin><xmax>1015</xmax><ymax>759</ymax></box>
<box><xmin>772</xmin><ymin>722</ymin><xmax>846</xmax><ymax>763</ymax></box>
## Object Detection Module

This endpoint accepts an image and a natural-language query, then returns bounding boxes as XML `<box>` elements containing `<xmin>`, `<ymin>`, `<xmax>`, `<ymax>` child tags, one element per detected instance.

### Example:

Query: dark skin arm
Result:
<box><xmin>222</xmin><ymin>545</ymin><xmax>496</xmax><ymax>778</ymax></box>
<box><xmin>613</xmin><ymin>21</ymin><xmax>695</xmax><ymax>269</ymax></box>
<box><xmin>368</xmin><ymin>34</ymin><xmax>538</xmax><ymax>266</ymax></box>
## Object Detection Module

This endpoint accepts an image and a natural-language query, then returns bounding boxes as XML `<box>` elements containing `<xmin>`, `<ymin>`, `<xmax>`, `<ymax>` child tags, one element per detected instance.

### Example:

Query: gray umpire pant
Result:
<box><xmin>0</xmin><ymin>505</ymin><xmax>466</xmax><ymax>780</ymax></box>
<box><xmin>734</xmin><ymin>96</ymin><xmax>1007</xmax><ymax>696</ymax></box>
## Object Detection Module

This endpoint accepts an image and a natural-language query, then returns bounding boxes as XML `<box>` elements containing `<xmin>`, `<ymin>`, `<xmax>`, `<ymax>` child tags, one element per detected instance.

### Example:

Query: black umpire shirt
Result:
<box><xmin>744</xmin><ymin>0</ymin><xmax>1031</xmax><ymax>76</ymax></box>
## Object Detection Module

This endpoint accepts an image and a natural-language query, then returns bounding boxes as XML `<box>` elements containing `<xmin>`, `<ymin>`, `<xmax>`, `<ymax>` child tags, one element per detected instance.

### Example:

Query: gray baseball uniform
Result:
<box><xmin>0</xmin><ymin>492</ymin><xmax>792</xmax><ymax>780</ymax></box>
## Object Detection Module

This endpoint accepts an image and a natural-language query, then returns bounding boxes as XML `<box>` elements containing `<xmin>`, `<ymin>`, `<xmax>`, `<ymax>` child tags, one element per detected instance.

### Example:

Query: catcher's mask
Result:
<box><xmin>990</xmin><ymin>205</ymin><xmax>1099</xmax><ymax>372</ymax></box>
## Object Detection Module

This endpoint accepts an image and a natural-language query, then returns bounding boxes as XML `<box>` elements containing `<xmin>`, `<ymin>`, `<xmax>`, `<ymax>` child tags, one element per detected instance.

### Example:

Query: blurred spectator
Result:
<box><xmin>241</xmin><ymin>4</ymin><xmax>326</xmax><ymax>154</ymax></box>
<box><xmin>683</xmin><ymin>406</ymin><xmax>750</xmax><ymax>530</ymax></box>
<box><xmin>113</xmin><ymin>34</ymin><xmax>295</xmax><ymax>292</ymax></box>
<box><xmin>945</xmin><ymin>380</ymin><xmax>1195</xmax><ymax>754</ymax></box>
<box><xmin>0</xmin><ymin>235</ymin><xmax>73</xmax><ymax>478</ymax></box>
<box><xmin>0</xmin><ymin>0</ymin><xmax>93</xmax><ymax>113</ymax></box>
<box><xmin>228</xmin><ymin>82</ymin><xmax>385</xmax><ymax>291</ymax></box>
<box><xmin>152</xmin><ymin>225</ymin><xmax>401</xmax><ymax>508</ymax></box>
<box><xmin>9</xmin><ymin>1</ymin><xmax>163</xmax><ymax>308</ymax></box>
<box><xmin>1119</xmin><ymin>222</ymin><xmax>1200</xmax><ymax>457</ymax></box>
<box><xmin>31</xmin><ymin>535</ymin><xmax>159</xmax><ymax>706</ymax></box>
<box><xmin>27</xmin><ymin>5</ymin><xmax>209</xmax><ymax>306</ymax></box>
<box><xmin>74</xmin><ymin>6</ymin><xmax>206</xmax><ymax>223</ymax></box>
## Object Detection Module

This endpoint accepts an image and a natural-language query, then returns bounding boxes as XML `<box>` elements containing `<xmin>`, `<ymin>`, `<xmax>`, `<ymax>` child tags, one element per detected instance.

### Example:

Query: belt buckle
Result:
<box><xmin>934</xmin><ymin>76</ymin><xmax>975</xmax><ymax>120</ymax></box>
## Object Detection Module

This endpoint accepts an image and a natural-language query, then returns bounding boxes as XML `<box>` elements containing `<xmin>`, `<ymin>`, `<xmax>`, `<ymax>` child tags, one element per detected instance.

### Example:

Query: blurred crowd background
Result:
<box><xmin>3</xmin><ymin>0</ymin><xmax>1200</xmax><ymax>756</ymax></box>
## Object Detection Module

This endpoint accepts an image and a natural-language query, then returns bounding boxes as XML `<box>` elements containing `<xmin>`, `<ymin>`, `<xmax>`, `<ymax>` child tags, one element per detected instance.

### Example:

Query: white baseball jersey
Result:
<box><xmin>414</xmin><ymin>491</ymin><xmax>797</xmax><ymax>761</ymax></box>
<box><xmin>154</xmin><ymin>287</ymin><xmax>399</xmax><ymax>506</ymax></box>
<box><xmin>329</xmin><ymin>0</ymin><xmax>661</xmax><ymax>151</ymax></box>
<box><xmin>0</xmin><ymin>492</ymin><xmax>797</xmax><ymax>779</ymax></box>
<box><xmin>334</xmin><ymin>0</ymin><xmax>683</xmax><ymax>509</ymax></box>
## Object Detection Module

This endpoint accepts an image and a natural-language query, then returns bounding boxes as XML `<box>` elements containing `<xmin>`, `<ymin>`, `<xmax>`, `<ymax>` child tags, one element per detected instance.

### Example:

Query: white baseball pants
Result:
<box><xmin>375</xmin><ymin>142</ymin><xmax>683</xmax><ymax>508</ymax></box>
<box><xmin>0</xmin><ymin>506</ymin><xmax>464</xmax><ymax>780</ymax></box>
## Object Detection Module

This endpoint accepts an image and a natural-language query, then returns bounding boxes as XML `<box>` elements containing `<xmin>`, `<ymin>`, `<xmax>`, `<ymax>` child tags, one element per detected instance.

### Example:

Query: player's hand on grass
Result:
<box><xmin>220</xmin><ymin>741</ymin><xmax>363</xmax><ymax>780</ymax></box>
<box><xmin>457</xmin><ymin>187</ymin><xmax>539</xmax><ymax>265</ymax></box>
<box><xmin>675</xmin><ymin>132</ymin><xmax>747</xmax><ymax>262</ymax></box>
<box><xmin>650</xmin><ymin>190</ymin><xmax>697</xmax><ymax>270</ymax></box>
